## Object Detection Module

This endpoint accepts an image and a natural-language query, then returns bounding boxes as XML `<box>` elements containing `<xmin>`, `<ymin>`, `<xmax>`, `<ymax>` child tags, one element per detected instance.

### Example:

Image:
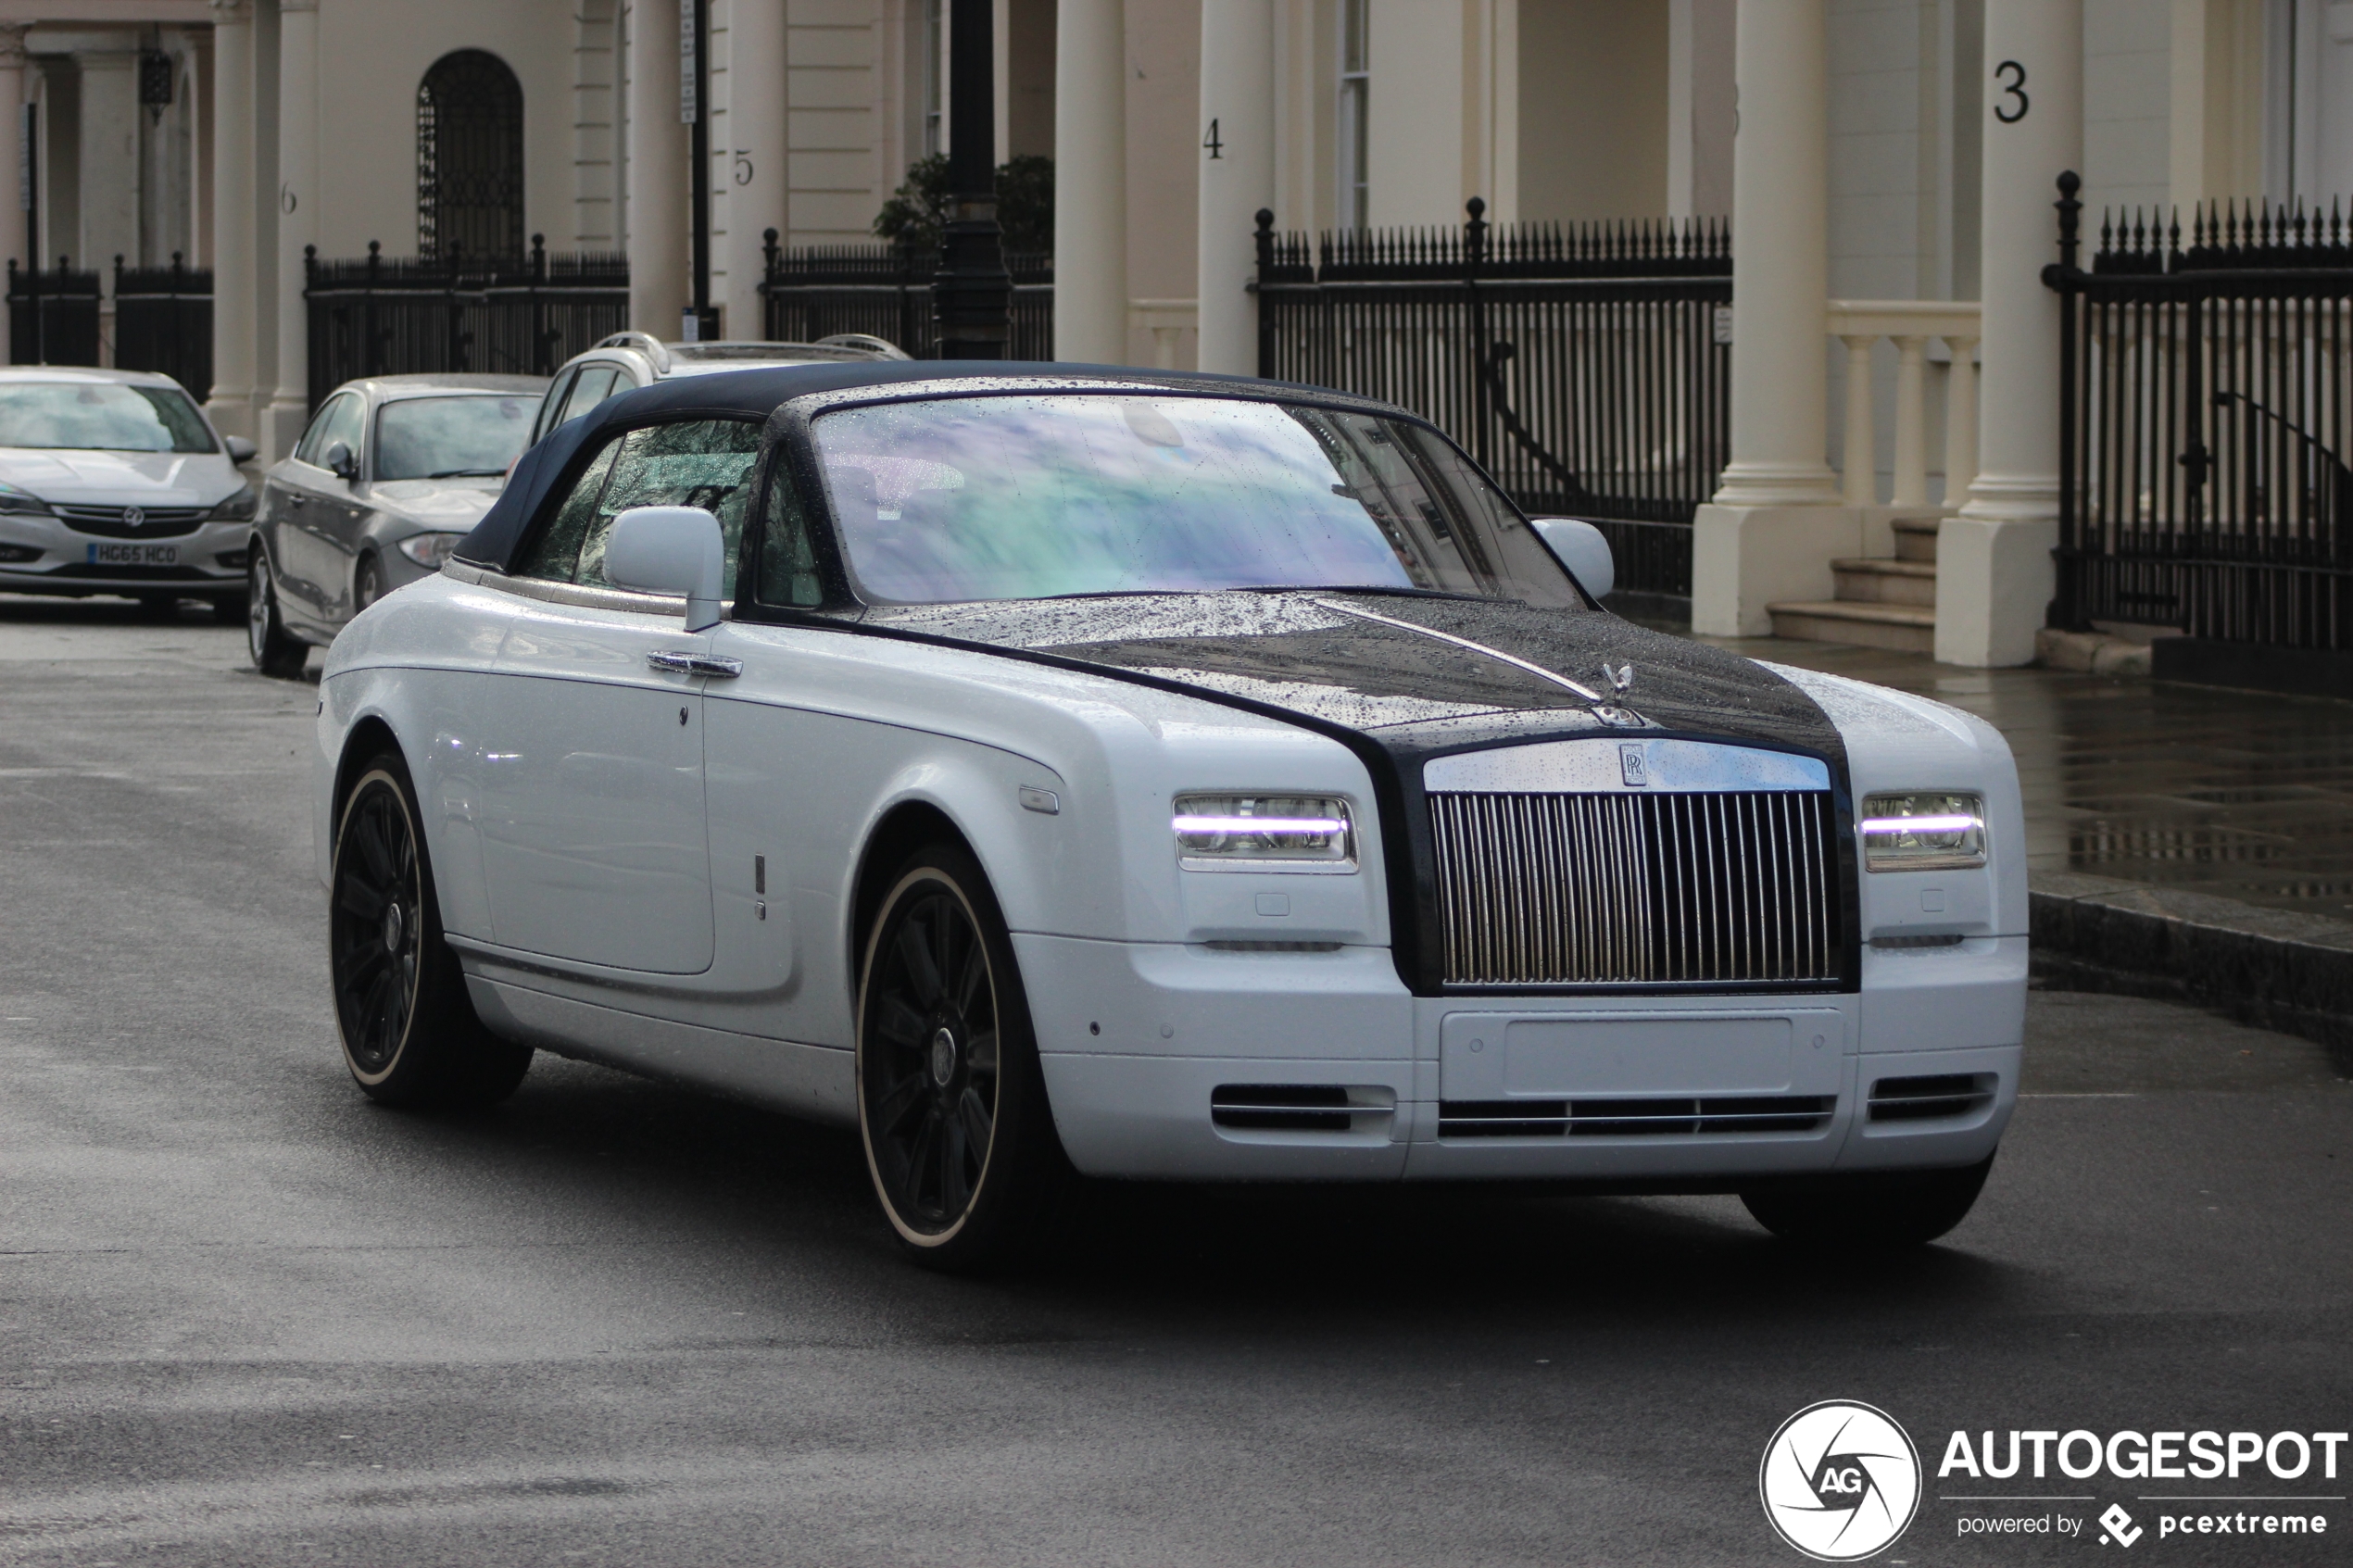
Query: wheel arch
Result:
<box><xmin>848</xmin><ymin>799</ymin><xmax>976</xmax><ymax>994</ymax></box>
<box><xmin>332</xmin><ymin>714</ymin><xmax>404</xmax><ymax>825</ymax></box>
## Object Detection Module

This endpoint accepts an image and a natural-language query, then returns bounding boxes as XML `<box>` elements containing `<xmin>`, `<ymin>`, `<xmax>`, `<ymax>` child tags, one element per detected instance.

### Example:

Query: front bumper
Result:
<box><xmin>0</xmin><ymin>516</ymin><xmax>248</xmax><ymax>595</ymax></box>
<box><xmin>1018</xmin><ymin>933</ymin><xmax>2023</xmax><ymax>1184</ymax></box>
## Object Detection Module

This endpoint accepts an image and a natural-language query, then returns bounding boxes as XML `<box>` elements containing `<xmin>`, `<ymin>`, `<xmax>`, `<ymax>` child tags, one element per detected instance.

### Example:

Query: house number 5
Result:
<box><xmin>733</xmin><ymin>151</ymin><xmax>754</xmax><ymax>186</ymax></box>
<box><xmin>1994</xmin><ymin>59</ymin><xmax>2028</xmax><ymax>123</ymax></box>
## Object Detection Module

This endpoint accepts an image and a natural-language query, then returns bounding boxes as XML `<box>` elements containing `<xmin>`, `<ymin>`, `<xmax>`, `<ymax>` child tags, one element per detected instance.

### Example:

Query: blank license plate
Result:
<box><xmin>87</xmin><ymin>542</ymin><xmax>177</xmax><ymax>566</ymax></box>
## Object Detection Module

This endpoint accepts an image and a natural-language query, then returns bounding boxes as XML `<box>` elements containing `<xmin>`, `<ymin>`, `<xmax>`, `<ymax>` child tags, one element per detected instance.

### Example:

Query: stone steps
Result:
<box><xmin>1768</xmin><ymin>515</ymin><xmax>1942</xmax><ymax>652</ymax></box>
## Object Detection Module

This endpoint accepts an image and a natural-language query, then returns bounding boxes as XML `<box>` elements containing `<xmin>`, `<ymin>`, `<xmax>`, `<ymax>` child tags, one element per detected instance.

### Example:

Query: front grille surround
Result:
<box><xmin>1427</xmin><ymin>786</ymin><xmax>1844</xmax><ymax>990</ymax></box>
<box><xmin>54</xmin><ymin>504</ymin><xmax>210</xmax><ymax>538</ymax></box>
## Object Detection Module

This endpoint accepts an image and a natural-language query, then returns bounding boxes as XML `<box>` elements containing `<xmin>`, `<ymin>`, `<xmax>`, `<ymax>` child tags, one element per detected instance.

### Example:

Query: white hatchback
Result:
<box><xmin>0</xmin><ymin>368</ymin><xmax>258</xmax><ymax>617</ymax></box>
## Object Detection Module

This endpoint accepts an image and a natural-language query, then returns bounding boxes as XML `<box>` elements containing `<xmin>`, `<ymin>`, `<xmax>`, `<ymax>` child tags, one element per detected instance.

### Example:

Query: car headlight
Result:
<box><xmin>207</xmin><ymin>483</ymin><xmax>258</xmax><ymax>522</ymax></box>
<box><xmin>396</xmin><ymin>532</ymin><xmax>466</xmax><ymax>568</ymax></box>
<box><xmin>1173</xmin><ymin>794</ymin><xmax>1356</xmax><ymax>872</ymax></box>
<box><xmin>1859</xmin><ymin>791</ymin><xmax>1985</xmax><ymax>872</ymax></box>
<box><xmin>0</xmin><ymin>481</ymin><xmax>56</xmax><ymax>517</ymax></box>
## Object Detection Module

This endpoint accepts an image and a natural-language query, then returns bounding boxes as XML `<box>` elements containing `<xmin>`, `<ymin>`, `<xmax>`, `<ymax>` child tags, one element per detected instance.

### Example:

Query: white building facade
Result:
<box><xmin>3</xmin><ymin>0</ymin><xmax>2346</xmax><ymax>662</ymax></box>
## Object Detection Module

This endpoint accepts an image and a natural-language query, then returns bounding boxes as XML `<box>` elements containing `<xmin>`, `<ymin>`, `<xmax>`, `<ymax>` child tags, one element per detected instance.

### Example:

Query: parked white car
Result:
<box><xmin>0</xmin><ymin>367</ymin><xmax>258</xmax><ymax>618</ymax></box>
<box><xmin>245</xmin><ymin>373</ymin><xmax>548</xmax><ymax>676</ymax></box>
<box><xmin>313</xmin><ymin>364</ymin><xmax>2026</xmax><ymax>1271</ymax></box>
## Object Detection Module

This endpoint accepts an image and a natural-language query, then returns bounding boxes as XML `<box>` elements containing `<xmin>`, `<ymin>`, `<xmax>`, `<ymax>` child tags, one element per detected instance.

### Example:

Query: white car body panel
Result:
<box><xmin>318</xmin><ymin>563</ymin><xmax>2025</xmax><ymax>1185</ymax></box>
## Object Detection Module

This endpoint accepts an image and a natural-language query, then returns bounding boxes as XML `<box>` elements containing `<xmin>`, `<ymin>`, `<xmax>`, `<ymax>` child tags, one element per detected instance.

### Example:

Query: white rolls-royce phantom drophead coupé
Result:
<box><xmin>312</xmin><ymin>363</ymin><xmax>2025</xmax><ymax>1270</ymax></box>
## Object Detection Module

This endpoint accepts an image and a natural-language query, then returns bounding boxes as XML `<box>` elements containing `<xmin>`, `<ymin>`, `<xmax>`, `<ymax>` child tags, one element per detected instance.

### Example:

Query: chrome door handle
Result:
<box><xmin>648</xmin><ymin>651</ymin><xmax>744</xmax><ymax>679</ymax></box>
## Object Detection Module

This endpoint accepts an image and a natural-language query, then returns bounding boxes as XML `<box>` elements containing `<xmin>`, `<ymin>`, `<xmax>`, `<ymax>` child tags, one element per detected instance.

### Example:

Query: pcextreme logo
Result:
<box><xmin>1760</xmin><ymin>1400</ymin><xmax>1924</xmax><ymax>1562</ymax></box>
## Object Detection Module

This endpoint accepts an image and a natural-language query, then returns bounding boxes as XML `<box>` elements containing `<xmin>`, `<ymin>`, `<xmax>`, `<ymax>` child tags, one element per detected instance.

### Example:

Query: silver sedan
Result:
<box><xmin>247</xmin><ymin>373</ymin><xmax>545</xmax><ymax>674</ymax></box>
<box><xmin>0</xmin><ymin>367</ymin><xmax>258</xmax><ymax>618</ymax></box>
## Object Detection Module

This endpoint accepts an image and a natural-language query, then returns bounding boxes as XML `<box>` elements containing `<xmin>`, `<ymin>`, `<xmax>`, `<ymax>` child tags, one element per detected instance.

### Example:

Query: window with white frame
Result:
<box><xmin>1338</xmin><ymin>0</ymin><xmax>1369</xmax><ymax>229</ymax></box>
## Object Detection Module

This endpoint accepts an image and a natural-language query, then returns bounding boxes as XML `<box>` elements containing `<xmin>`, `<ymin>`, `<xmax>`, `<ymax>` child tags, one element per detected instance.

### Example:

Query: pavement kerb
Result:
<box><xmin>2030</xmin><ymin>869</ymin><xmax>2353</xmax><ymax>1072</ymax></box>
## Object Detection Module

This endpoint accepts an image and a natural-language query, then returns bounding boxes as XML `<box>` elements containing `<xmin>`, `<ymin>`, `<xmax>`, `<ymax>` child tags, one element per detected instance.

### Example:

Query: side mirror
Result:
<box><xmin>604</xmin><ymin>506</ymin><xmax>725</xmax><ymax>631</ymax></box>
<box><xmin>1530</xmin><ymin>517</ymin><xmax>1615</xmax><ymax>601</ymax></box>
<box><xmin>224</xmin><ymin>435</ymin><xmax>258</xmax><ymax>466</ymax></box>
<box><xmin>322</xmin><ymin>440</ymin><xmax>359</xmax><ymax>483</ymax></box>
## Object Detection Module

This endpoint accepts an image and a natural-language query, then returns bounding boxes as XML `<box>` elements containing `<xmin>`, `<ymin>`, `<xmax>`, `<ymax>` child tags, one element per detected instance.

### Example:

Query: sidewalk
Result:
<box><xmin>1703</xmin><ymin>635</ymin><xmax>2353</xmax><ymax>1057</ymax></box>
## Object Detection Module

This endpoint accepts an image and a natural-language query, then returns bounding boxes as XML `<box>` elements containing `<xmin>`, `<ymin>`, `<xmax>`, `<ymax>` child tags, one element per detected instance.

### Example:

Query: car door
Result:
<box><xmin>310</xmin><ymin>394</ymin><xmax>382</xmax><ymax>623</ymax></box>
<box><xmin>269</xmin><ymin>393</ymin><xmax>359</xmax><ymax>621</ymax></box>
<box><xmin>475</xmin><ymin>417</ymin><xmax>765</xmax><ymax>974</ymax></box>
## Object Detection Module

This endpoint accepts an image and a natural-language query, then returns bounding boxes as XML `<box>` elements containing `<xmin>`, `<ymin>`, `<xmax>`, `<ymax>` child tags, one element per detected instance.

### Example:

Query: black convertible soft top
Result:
<box><xmin>453</xmin><ymin>360</ymin><xmax>1348</xmax><ymax>574</ymax></box>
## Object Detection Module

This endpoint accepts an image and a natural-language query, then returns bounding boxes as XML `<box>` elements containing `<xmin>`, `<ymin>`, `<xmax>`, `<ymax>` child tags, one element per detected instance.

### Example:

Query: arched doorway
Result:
<box><xmin>417</xmin><ymin>49</ymin><xmax>523</xmax><ymax>262</ymax></box>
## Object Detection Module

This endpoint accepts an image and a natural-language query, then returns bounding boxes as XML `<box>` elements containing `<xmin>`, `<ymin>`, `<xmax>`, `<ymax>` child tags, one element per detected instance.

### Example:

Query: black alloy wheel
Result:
<box><xmin>330</xmin><ymin>753</ymin><xmax>532</xmax><ymax>1108</ymax></box>
<box><xmin>856</xmin><ymin>844</ymin><xmax>1068</xmax><ymax>1271</ymax></box>
<box><xmin>247</xmin><ymin>554</ymin><xmax>306</xmax><ymax>678</ymax></box>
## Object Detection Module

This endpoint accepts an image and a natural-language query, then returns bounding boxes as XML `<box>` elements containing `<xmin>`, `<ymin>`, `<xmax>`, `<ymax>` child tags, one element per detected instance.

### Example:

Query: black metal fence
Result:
<box><xmin>6</xmin><ymin>261</ymin><xmax>102</xmax><ymax>366</ymax></box>
<box><xmin>1252</xmin><ymin>200</ymin><xmax>1731</xmax><ymax>598</ymax></box>
<box><xmin>303</xmin><ymin>235</ymin><xmax>628</xmax><ymax>409</ymax></box>
<box><xmin>112</xmin><ymin>254</ymin><xmax>212</xmax><ymax>399</ymax></box>
<box><xmin>2052</xmin><ymin>172</ymin><xmax>2353</xmax><ymax>652</ymax></box>
<box><xmin>758</xmin><ymin>232</ymin><xmax>1053</xmax><ymax>360</ymax></box>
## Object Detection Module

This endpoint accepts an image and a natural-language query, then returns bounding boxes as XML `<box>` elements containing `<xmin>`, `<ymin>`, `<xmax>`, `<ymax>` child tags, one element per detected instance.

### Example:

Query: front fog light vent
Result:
<box><xmin>1860</xmin><ymin>791</ymin><xmax>1986</xmax><ymax>872</ymax></box>
<box><xmin>1868</xmin><ymin>1073</ymin><xmax>1995</xmax><ymax>1123</ymax></box>
<box><xmin>1174</xmin><ymin>794</ymin><xmax>1354</xmax><ymax>872</ymax></box>
<box><xmin>1211</xmin><ymin>1084</ymin><xmax>1392</xmax><ymax>1134</ymax></box>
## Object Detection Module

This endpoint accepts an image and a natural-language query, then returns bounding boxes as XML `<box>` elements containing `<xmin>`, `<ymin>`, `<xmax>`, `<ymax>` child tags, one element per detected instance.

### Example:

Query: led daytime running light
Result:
<box><xmin>1171</xmin><ymin>814</ymin><xmax>1347</xmax><ymax>835</ymax></box>
<box><xmin>1859</xmin><ymin>814</ymin><xmax>1980</xmax><ymax>835</ymax></box>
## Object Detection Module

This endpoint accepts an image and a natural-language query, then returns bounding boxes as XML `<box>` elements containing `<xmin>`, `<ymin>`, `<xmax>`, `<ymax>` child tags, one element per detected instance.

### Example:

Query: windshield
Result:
<box><xmin>811</xmin><ymin>393</ymin><xmax>1583</xmax><ymax>608</ymax></box>
<box><xmin>0</xmin><ymin>382</ymin><xmax>217</xmax><ymax>453</ymax></box>
<box><xmin>374</xmin><ymin>395</ymin><xmax>536</xmax><ymax>481</ymax></box>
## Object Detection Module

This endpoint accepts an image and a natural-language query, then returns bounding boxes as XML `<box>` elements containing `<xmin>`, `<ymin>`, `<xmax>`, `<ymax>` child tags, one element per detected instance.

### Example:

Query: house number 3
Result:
<box><xmin>1994</xmin><ymin>59</ymin><xmax>2029</xmax><ymax>122</ymax></box>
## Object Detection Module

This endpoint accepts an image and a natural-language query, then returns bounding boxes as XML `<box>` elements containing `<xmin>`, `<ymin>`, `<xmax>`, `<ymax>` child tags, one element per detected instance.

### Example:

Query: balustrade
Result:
<box><xmin>1825</xmin><ymin>299</ymin><xmax>1981</xmax><ymax>512</ymax></box>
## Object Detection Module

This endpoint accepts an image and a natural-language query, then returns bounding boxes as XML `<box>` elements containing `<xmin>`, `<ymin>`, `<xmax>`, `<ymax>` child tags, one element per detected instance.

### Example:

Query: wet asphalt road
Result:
<box><xmin>2</xmin><ymin>598</ymin><xmax>2349</xmax><ymax>1567</ymax></box>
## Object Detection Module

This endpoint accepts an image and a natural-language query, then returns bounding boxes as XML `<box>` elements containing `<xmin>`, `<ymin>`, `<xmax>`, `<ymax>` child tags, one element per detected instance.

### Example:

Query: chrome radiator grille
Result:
<box><xmin>1428</xmin><ymin>790</ymin><xmax>1842</xmax><ymax>986</ymax></box>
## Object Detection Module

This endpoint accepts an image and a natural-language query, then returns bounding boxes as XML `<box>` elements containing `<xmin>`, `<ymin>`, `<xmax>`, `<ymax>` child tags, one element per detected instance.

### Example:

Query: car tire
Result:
<box><xmin>246</xmin><ymin>554</ymin><xmax>307</xmax><ymax>678</ymax></box>
<box><xmin>855</xmin><ymin>841</ymin><xmax>1072</xmax><ymax>1273</ymax></box>
<box><xmin>1740</xmin><ymin>1154</ymin><xmax>1994</xmax><ymax>1248</ymax></box>
<box><xmin>330</xmin><ymin>751</ymin><xmax>533</xmax><ymax>1110</ymax></box>
<box><xmin>354</xmin><ymin>554</ymin><xmax>384</xmax><ymax>613</ymax></box>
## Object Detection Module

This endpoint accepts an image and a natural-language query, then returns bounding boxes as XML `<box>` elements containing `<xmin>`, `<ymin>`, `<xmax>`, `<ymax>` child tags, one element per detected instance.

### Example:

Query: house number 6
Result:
<box><xmin>1994</xmin><ymin>59</ymin><xmax>2028</xmax><ymax>123</ymax></box>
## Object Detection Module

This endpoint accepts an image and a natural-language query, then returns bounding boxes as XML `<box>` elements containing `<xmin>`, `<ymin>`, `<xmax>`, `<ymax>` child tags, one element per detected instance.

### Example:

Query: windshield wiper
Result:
<box><xmin>423</xmin><ymin>468</ymin><xmax>510</xmax><ymax>479</ymax></box>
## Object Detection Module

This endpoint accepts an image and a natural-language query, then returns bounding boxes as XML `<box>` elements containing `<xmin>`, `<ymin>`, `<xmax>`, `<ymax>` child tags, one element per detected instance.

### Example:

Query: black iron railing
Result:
<box><xmin>1252</xmin><ymin>200</ymin><xmax>1731</xmax><ymax>598</ymax></box>
<box><xmin>112</xmin><ymin>254</ymin><xmax>213</xmax><ymax>399</ymax></box>
<box><xmin>303</xmin><ymin>234</ymin><xmax>628</xmax><ymax>408</ymax></box>
<box><xmin>6</xmin><ymin>260</ymin><xmax>102</xmax><ymax>366</ymax></box>
<box><xmin>758</xmin><ymin>232</ymin><xmax>1052</xmax><ymax>359</ymax></box>
<box><xmin>2050</xmin><ymin>171</ymin><xmax>2353</xmax><ymax>652</ymax></box>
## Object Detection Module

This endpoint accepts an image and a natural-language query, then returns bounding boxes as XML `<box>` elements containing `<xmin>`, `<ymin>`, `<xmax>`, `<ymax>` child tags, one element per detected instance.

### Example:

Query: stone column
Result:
<box><xmin>0</xmin><ymin>26</ymin><xmax>27</xmax><ymax>362</ymax></box>
<box><xmin>81</xmin><ymin>46</ymin><xmax>140</xmax><ymax>361</ymax></box>
<box><xmin>720</xmin><ymin>0</ymin><xmax>784</xmax><ymax>340</ymax></box>
<box><xmin>1691</xmin><ymin>0</ymin><xmax>1854</xmax><ymax>635</ymax></box>
<box><xmin>1194</xmin><ymin>0</ymin><xmax>1273</xmax><ymax>376</ymax></box>
<box><xmin>626</xmin><ymin>0</ymin><xmax>690</xmax><ymax>338</ymax></box>
<box><xmin>1938</xmin><ymin>0</ymin><xmax>2082</xmax><ymax>667</ymax></box>
<box><xmin>1052</xmin><ymin>0</ymin><xmax>1125</xmax><ymax>363</ymax></box>
<box><xmin>267</xmin><ymin>0</ymin><xmax>317</xmax><ymax>461</ymax></box>
<box><xmin>206</xmin><ymin>0</ymin><xmax>258</xmax><ymax>440</ymax></box>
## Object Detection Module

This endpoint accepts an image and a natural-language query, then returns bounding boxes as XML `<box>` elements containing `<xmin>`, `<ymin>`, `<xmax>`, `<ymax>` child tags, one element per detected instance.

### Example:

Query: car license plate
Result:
<box><xmin>87</xmin><ymin>542</ymin><xmax>178</xmax><ymax>567</ymax></box>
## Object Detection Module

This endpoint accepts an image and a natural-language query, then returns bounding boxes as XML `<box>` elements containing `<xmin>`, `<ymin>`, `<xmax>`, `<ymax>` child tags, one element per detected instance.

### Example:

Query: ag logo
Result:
<box><xmin>1759</xmin><ymin>1400</ymin><xmax>1921</xmax><ymax>1561</ymax></box>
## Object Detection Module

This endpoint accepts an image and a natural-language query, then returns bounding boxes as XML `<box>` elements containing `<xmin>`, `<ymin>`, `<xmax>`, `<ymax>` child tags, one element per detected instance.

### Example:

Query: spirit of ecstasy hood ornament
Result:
<box><xmin>1604</xmin><ymin>662</ymin><xmax>1634</xmax><ymax>694</ymax></box>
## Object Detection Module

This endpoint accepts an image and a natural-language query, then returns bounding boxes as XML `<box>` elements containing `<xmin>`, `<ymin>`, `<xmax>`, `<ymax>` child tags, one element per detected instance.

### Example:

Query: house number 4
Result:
<box><xmin>1202</xmin><ymin>118</ymin><xmax>1224</xmax><ymax>159</ymax></box>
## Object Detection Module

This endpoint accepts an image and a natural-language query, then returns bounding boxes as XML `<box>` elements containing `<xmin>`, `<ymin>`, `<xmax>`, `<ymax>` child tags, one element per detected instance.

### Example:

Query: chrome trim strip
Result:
<box><xmin>442</xmin><ymin>558</ymin><xmax>733</xmax><ymax>621</ymax></box>
<box><xmin>1423</xmin><ymin>737</ymin><xmax>1830</xmax><ymax>795</ymax></box>
<box><xmin>1312</xmin><ymin>597</ymin><xmax>1605</xmax><ymax>701</ymax></box>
